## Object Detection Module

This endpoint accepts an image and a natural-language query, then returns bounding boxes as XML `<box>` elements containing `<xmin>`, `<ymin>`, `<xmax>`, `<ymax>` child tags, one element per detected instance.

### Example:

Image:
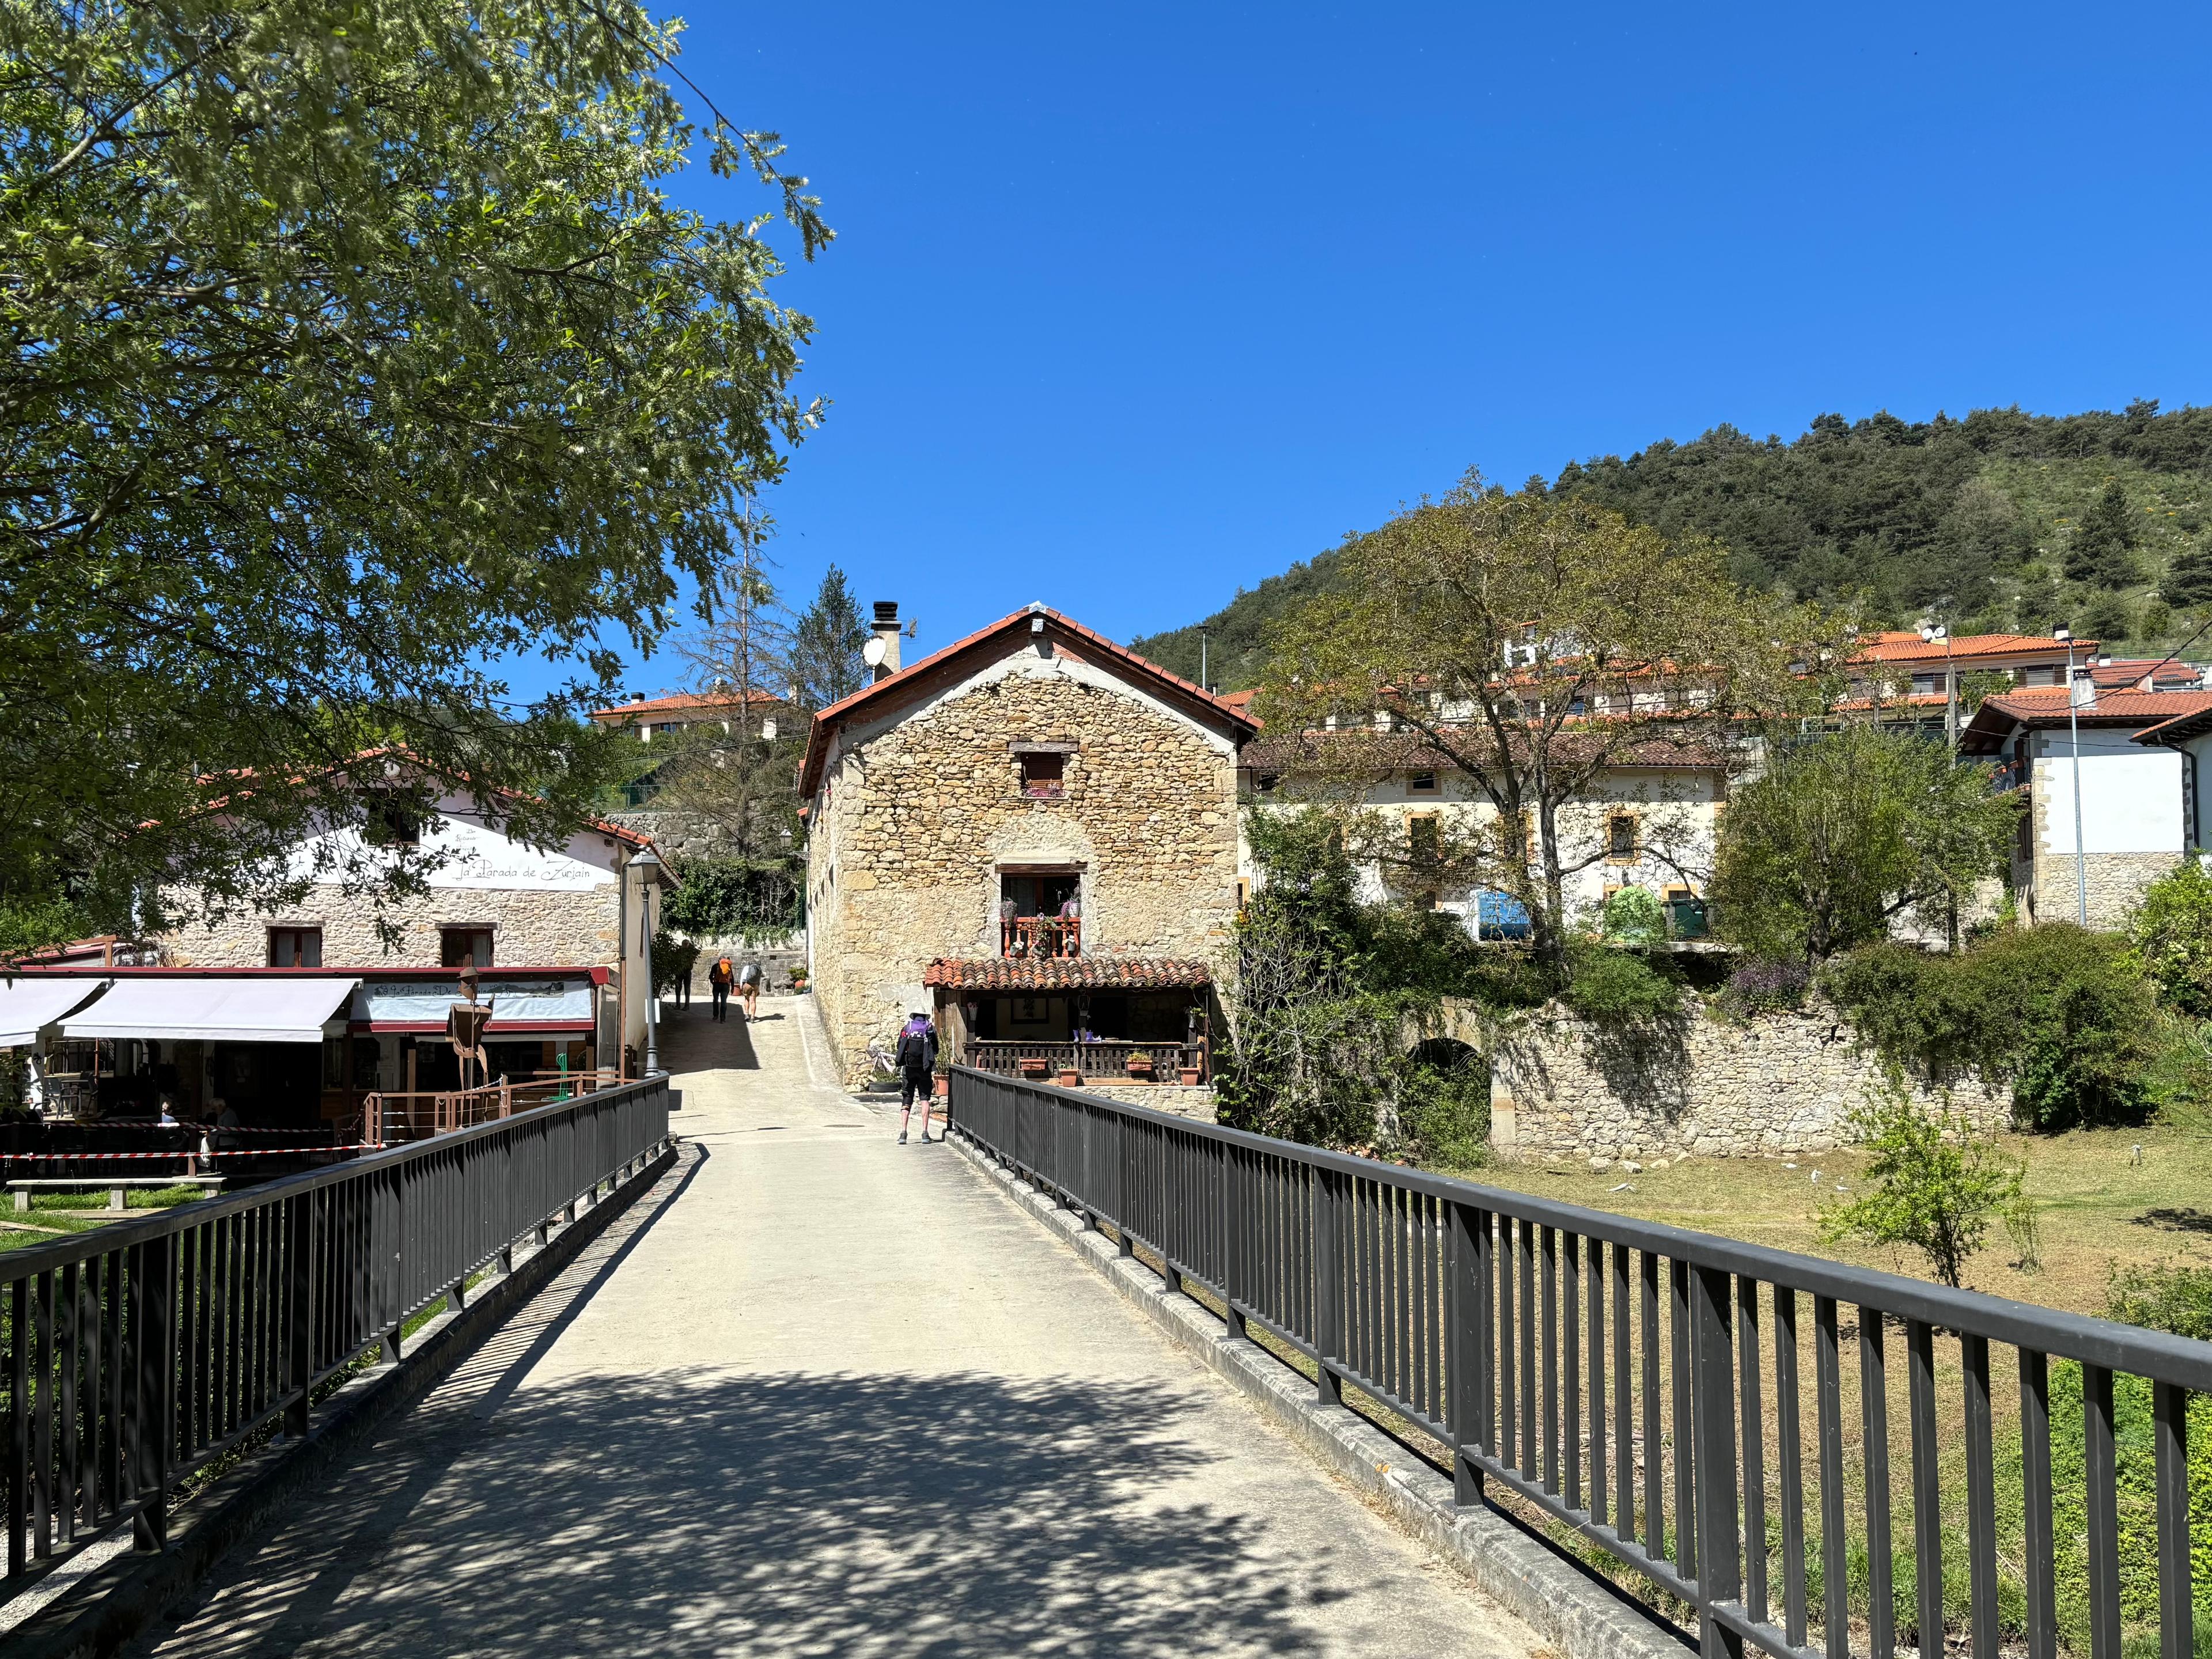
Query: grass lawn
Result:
<box><xmin>1439</xmin><ymin>1124</ymin><xmax>2212</xmax><ymax>1319</ymax></box>
<box><xmin>0</xmin><ymin>1185</ymin><xmax>215</xmax><ymax>1252</ymax></box>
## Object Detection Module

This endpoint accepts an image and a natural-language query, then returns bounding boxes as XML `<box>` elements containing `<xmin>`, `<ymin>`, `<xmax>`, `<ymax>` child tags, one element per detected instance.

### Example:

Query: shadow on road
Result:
<box><xmin>151</xmin><ymin>1369</ymin><xmax>1348</xmax><ymax>1657</ymax></box>
<box><xmin>657</xmin><ymin>1003</ymin><xmax>760</xmax><ymax>1071</ymax></box>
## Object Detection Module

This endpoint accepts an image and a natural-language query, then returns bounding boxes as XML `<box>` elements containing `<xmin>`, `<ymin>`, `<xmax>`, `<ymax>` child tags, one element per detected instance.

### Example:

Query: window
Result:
<box><xmin>268</xmin><ymin>927</ymin><xmax>322</xmax><ymax>968</ymax></box>
<box><xmin>1408</xmin><ymin>813</ymin><xmax>1441</xmax><ymax>868</ymax></box>
<box><xmin>440</xmin><ymin>926</ymin><xmax>494</xmax><ymax>968</ymax></box>
<box><xmin>365</xmin><ymin>795</ymin><xmax>422</xmax><ymax>847</ymax></box>
<box><xmin>1607</xmin><ymin>812</ymin><xmax>1639</xmax><ymax>861</ymax></box>
<box><xmin>1018</xmin><ymin>752</ymin><xmax>1065</xmax><ymax>799</ymax></box>
<box><xmin>1408</xmin><ymin>770</ymin><xmax>1438</xmax><ymax>795</ymax></box>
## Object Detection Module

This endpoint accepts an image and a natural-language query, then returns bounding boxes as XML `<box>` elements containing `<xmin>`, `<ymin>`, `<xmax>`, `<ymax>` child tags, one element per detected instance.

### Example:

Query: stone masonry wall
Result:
<box><xmin>1487</xmin><ymin>995</ymin><xmax>2012</xmax><ymax>1165</ymax></box>
<box><xmin>812</xmin><ymin>660</ymin><xmax>1240</xmax><ymax>1086</ymax></box>
<box><xmin>160</xmin><ymin>885</ymin><xmax>622</xmax><ymax>968</ymax></box>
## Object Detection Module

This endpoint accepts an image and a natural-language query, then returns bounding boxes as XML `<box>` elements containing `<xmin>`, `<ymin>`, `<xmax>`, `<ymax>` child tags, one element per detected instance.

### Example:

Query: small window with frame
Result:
<box><xmin>441</xmin><ymin>926</ymin><xmax>494</xmax><ymax>968</ymax></box>
<box><xmin>268</xmin><ymin>926</ymin><xmax>322</xmax><ymax>968</ymax></box>
<box><xmin>1408</xmin><ymin>769</ymin><xmax>1439</xmax><ymax>796</ymax></box>
<box><xmin>1606</xmin><ymin>811</ymin><xmax>1639</xmax><ymax>862</ymax></box>
<box><xmin>1019</xmin><ymin>752</ymin><xmax>1065</xmax><ymax>799</ymax></box>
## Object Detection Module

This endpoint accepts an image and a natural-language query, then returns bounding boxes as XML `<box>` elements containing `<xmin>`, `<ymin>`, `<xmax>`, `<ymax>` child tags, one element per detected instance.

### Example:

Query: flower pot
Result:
<box><xmin>1055</xmin><ymin>1068</ymin><xmax>1082</xmax><ymax>1088</ymax></box>
<box><xmin>1124</xmin><ymin>1065</ymin><xmax>1154</xmax><ymax>1083</ymax></box>
<box><xmin>933</xmin><ymin>1073</ymin><xmax>950</xmax><ymax>1098</ymax></box>
<box><xmin>1179</xmin><ymin>1067</ymin><xmax>1202</xmax><ymax>1086</ymax></box>
<box><xmin>1018</xmin><ymin>1058</ymin><xmax>1050</xmax><ymax>1080</ymax></box>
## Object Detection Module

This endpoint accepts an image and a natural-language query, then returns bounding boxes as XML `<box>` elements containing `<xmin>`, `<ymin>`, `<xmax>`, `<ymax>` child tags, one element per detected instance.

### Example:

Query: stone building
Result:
<box><xmin>1963</xmin><ymin>685</ymin><xmax>2212</xmax><ymax>926</ymax></box>
<box><xmin>151</xmin><ymin>788</ymin><xmax>673</xmax><ymax>1097</ymax></box>
<box><xmin>800</xmin><ymin>604</ymin><xmax>1260</xmax><ymax>1088</ymax></box>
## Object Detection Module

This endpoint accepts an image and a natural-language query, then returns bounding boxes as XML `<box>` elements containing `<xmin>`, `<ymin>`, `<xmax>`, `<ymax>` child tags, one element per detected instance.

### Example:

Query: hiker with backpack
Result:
<box><xmin>895</xmin><ymin>1010</ymin><xmax>938</xmax><ymax>1144</ymax></box>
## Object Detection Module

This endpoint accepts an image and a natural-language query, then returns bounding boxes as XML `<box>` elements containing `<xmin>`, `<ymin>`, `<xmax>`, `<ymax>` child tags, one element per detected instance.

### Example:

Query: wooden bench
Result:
<box><xmin>10</xmin><ymin>1176</ymin><xmax>226</xmax><ymax>1212</ymax></box>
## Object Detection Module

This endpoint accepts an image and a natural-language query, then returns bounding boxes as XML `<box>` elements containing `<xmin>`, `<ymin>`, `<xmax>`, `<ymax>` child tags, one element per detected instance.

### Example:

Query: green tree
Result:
<box><xmin>1819</xmin><ymin>1082</ymin><xmax>2028</xmax><ymax>1289</ymax></box>
<box><xmin>2065</xmin><ymin>480</ymin><xmax>2143</xmax><ymax>585</ymax></box>
<box><xmin>790</xmin><ymin>566</ymin><xmax>869</xmax><ymax>714</ymax></box>
<box><xmin>2164</xmin><ymin>543</ymin><xmax>2212</xmax><ymax>608</ymax></box>
<box><xmin>1263</xmin><ymin>474</ymin><xmax>1831</xmax><ymax>986</ymax></box>
<box><xmin>1711</xmin><ymin>725</ymin><xmax>2016</xmax><ymax>963</ymax></box>
<box><xmin>0</xmin><ymin>0</ymin><xmax>830</xmax><ymax>955</ymax></box>
<box><xmin>2127</xmin><ymin>856</ymin><xmax>2212</xmax><ymax>1016</ymax></box>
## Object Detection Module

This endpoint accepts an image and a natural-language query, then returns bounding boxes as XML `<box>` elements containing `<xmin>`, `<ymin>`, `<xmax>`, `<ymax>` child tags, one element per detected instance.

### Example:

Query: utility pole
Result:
<box><xmin>2056</xmin><ymin>627</ymin><xmax>2088</xmax><ymax>926</ymax></box>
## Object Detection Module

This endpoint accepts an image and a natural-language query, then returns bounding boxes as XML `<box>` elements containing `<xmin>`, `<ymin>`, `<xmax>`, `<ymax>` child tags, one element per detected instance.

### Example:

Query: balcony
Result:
<box><xmin>967</xmin><ymin>1039</ymin><xmax>1206</xmax><ymax>1083</ymax></box>
<box><xmin>1000</xmin><ymin>914</ymin><xmax>1081</xmax><ymax>958</ymax></box>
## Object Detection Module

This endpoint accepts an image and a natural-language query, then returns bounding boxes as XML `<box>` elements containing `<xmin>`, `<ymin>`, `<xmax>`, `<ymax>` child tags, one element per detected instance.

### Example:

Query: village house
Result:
<box><xmin>5</xmin><ymin>789</ymin><xmax>674</xmax><ymax>1129</ymax></box>
<box><xmin>1962</xmin><ymin>684</ymin><xmax>2212</xmax><ymax>926</ymax></box>
<box><xmin>800</xmin><ymin>603</ymin><xmax>1259</xmax><ymax>1089</ymax></box>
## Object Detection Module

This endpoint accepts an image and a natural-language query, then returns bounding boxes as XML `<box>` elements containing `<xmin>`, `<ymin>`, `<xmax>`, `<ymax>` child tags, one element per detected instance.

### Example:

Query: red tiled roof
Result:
<box><xmin>800</xmin><ymin>607</ymin><xmax>1261</xmax><ymax>799</ymax></box>
<box><xmin>2089</xmin><ymin>657</ymin><xmax>2205</xmax><ymax>690</ymax></box>
<box><xmin>589</xmin><ymin>691</ymin><xmax>794</xmax><ymax>722</ymax></box>
<box><xmin>1851</xmin><ymin>631</ymin><xmax>2093</xmax><ymax>664</ymax></box>
<box><xmin>922</xmin><ymin>957</ymin><xmax>1213</xmax><ymax>991</ymax></box>
<box><xmin>1961</xmin><ymin>687</ymin><xmax>2212</xmax><ymax>752</ymax></box>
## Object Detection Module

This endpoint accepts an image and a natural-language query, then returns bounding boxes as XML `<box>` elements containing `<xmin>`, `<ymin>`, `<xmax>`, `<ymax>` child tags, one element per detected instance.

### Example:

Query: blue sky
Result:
<box><xmin>539</xmin><ymin>2</ymin><xmax>2212</xmax><ymax>701</ymax></box>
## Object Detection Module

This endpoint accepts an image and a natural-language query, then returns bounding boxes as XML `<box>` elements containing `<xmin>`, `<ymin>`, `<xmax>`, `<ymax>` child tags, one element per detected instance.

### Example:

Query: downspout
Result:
<box><xmin>616</xmin><ymin>855</ymin><xmax>630</xmax><ymax>1080</ymax></box>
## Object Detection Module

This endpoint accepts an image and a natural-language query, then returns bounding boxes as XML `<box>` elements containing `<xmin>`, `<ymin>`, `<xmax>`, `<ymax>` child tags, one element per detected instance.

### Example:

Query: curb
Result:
<box><xmin>10</xmin><ymin>1141</ymin><xmax>683</xmax><ymax>1659</ymax></box>
<box><xmin>950</xmin><ymin>1130</ymin><xmax>1692</xmax><ymax>1659</ymax></box>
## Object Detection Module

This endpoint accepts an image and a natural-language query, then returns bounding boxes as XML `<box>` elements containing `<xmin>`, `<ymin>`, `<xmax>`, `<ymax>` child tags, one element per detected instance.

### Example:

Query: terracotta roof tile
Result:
<box><xmin>922</xmin><ymin>957</ymin><xmax>1213</xmax><ymax>991</ymax></box>
<box><xmin>1852</xmin><ymin>631</ymin><xmax>2094</xmax><ymax>664</ymax></box>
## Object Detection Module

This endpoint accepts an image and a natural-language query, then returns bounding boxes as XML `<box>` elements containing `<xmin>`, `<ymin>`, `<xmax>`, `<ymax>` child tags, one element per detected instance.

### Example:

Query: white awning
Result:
<box><xmin>0</xmin><ymin>978</ymin><xmax>112</xmax><ymax>1047</ymax></box>
<box><xmin>351</xmin><ymin>978</ymin><xmax>597</xmax><ymax>1030</ymax></box>
<box><xmin>61</xmin><ymin>977</ymin><xmax>361</xmax><ymax>1044</ymax></box>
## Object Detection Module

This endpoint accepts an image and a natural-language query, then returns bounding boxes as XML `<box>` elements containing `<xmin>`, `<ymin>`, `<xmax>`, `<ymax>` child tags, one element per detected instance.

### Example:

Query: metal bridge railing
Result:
<box><xmin>0</xmin><ymin>1073</ymin><xmax>672</xmax><ymax>1604</ymax></box>
<box><xmin>949</xmin><ymin>1067</ymin><xmax>2211</xmax><ymax>1659</ymax></box>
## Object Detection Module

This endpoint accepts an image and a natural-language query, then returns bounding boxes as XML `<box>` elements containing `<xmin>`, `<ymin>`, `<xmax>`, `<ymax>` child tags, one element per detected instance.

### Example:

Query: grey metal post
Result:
<box><xmin>2067</xmin><ymin>635</ymin><xmax>2088</xmax><ymax>925</ymax></box>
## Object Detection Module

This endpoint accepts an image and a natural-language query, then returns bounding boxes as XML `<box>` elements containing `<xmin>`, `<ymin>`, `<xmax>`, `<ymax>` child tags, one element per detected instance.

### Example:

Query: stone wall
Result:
<box><xmin>160</xmin><ymin>885</ymin><xmax>622</xmax><ymax>969</ymax></box>
<box><xmin>1487</xmin><ymin>996</ymin><xmax>2012</xmax><ymax>1165</ymax></box>
<box><xmin>600</xmin><ymin>808</ymin><xmax>741</xmax><ymax>865</ymax></box>
<box><xmin>1070</xmin><ymin>1083</ymin><xmax>1218</xmax><ymax>1121</ymax></box>
<box><xmin>810</xmin><ymin>655</ymin><xmax>1240</xmax><ymax>1086</ymax></box>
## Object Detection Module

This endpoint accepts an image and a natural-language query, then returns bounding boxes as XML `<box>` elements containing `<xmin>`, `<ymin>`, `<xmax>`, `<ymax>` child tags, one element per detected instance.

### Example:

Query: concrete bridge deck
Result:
<box><xmin>128</xmin><ymin>998</ymin><xmax>1540</xmax><ymax>1657</ymax></box>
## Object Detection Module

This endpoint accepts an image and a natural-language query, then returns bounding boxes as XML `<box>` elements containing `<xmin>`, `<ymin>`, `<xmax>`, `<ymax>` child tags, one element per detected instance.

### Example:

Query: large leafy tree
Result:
<box><xmin>1710</xmin><ymin>724</ymin><xmax>2016</xmax><ymax>962</ymax></box>
<box><xmin>0</xmin><ymin>0</ymin><xmax>830</xmax><ymax>955</ymax></box>
<box><xmin>1263</xmin><ymin>473</ymin><xmax>1832</xmax><ymax>984</ymax></box>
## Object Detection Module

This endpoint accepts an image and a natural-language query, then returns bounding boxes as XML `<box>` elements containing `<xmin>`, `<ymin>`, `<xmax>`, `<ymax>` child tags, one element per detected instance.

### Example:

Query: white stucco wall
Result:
<box><xmin>2032</xmin><ymin>730</ymin><xmax>2183</xmax><ymax>857</ymax></box>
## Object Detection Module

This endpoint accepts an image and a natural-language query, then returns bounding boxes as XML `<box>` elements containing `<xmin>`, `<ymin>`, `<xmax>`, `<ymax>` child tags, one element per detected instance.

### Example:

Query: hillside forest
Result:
<box><xmin>1133</xmin><ymin>401</ymin><xmax>2212</xmax><ymax>690</ymax></box>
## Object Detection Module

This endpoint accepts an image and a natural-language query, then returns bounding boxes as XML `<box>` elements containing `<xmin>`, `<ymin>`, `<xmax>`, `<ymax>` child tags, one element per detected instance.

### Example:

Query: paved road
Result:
<box><xmin>131</xmin><ymin>998</ymin><xmax>1539</xmax><ymax>1657</ymax></box>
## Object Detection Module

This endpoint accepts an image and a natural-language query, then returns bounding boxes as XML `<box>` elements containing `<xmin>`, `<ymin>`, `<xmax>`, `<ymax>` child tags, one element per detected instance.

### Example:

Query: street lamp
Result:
<box><xmin>630</xmin><ymin>847</ymin><xmax>663</xmax><ymax>1075</ymax></box>
<box><xmin>2054</xmin><ymin>627</ymin><xmax>2088</xmax><ymax>926</ymax></box>
<box><xmin>1919</xmin><ymin>622</ymin><xmax>1957</xmax><ymax>749</ymax></box>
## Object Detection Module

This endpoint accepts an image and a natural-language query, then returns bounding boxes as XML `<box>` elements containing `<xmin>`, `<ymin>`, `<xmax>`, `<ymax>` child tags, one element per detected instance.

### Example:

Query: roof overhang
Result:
<box><xmin>799</xmin><ymin>607</ymin><xmax>1262</xmax><ymax>800</ymax></box>
<box><xmin>923</xmin><ymin>957</ymin><xmax>1212</xmax><ymax>992</ymax></box>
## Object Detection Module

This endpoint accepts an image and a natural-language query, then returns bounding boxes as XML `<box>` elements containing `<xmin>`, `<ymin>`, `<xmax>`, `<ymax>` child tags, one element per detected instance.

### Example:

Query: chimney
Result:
<box><xmin>871</xmin><ymin>601</ymin><xmax>902</xmax><ymax>682</ymax></box>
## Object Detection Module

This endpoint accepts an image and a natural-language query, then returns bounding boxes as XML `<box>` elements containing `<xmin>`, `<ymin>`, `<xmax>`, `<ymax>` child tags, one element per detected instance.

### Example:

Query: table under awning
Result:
<box><xmin>0</xmin><ymin>978</ymin><xmax>112</xmax><ymax>1047</ymax></box>
<box><xmin>60</xmin><ymin>977</ymin><xmax>361</xmax><ymax>1044</ymax></box>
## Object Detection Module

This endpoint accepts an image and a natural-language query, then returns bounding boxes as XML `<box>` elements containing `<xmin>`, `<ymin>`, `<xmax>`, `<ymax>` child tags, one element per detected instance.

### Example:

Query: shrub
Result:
<box><xmin>1823</xmin><ymin>926</ymin><xmax>2158</xmax><ymax>1131</ymax></box>
<box><xmin>1400</xmin><ymin>1054</ymin><xmax>1491</xmax><ymax>1169</ymax></box>
<box><xmin>1716</xmin><ymin>956</ymin><xmax>1810</xmax><ymax>1020</ymax></box>
<box><xmin>1564</xmin><ymin>944</ymin><xmax>1681</xmax><ymax>1025</ymax></box>
<box><xmin>1818</xmin><ymin>1082</ymin><xmax>2027</xmax><ymax>1287</ymax></box>
<box><xmin>1601</xmin><ymin>885</ymin><xmax>1667</xmax><ymax>944</ymax></box>
<box><xmin>2128</xmin><ymin>856</ymin><xmax>2212</xmax><ymax>1016</ymax></box>
<box><xmin>2106</xmin><ymin>1262</ymin><xmax>2212</xmax><ymax>1342</ymax></box>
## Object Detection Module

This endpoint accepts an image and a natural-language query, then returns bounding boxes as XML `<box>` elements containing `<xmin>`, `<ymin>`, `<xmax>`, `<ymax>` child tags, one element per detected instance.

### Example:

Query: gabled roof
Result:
<box><xmin>1960</xmin><ymin>687</ymin><xmax>2212</xmax><ymax>753</ymax></box>
<box><xmin>798</xmin><ymin>606</ymin><xmax>1262</xmax><ymax>798</ymax></box>
<box><xmin>922</xmin><ymin>957</ymin><xmax>1211</xmax><ymax>991</ymax></box>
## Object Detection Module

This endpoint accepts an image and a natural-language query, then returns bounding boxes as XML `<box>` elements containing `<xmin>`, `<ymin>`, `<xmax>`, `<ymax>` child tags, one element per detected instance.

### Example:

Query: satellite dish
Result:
<box><xmin>862</xmin><ymin>636</ymin><xmax>887</xmax><ymax>667</ymax></box>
